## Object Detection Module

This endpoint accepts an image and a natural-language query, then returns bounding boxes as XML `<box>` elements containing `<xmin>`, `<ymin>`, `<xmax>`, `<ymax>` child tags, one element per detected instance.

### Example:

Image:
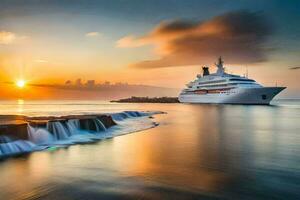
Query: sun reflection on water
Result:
<box><xmin>17</xmin><ymin>99</ymin><xmax>24</xmax><ymax>114</ymax></box>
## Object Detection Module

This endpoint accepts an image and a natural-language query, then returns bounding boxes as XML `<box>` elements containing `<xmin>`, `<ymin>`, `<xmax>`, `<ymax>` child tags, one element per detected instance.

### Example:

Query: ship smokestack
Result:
<box><xmin>202</xmin><ymin>66</ymin><xmax>210</xmax><ymax>76</ymax></box>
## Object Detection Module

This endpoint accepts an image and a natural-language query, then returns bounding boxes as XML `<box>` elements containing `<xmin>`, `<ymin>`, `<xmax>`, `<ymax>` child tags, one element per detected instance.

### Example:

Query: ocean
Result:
<box><xmin>0</xmin><ymin>99</ymin><xmax>299</xmax><ymax>199</ymax></box>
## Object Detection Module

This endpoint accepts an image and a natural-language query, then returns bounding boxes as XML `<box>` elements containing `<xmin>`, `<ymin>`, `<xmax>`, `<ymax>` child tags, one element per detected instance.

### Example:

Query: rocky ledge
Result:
<box><xmin>0</xmin><ymin>114</ymin><xmax>117</xmax><ymax>141</ymax></box>
<box><xmin>111</xmin><ymin>96</ymin><xmax>179</xmax><ymax>103</ymax></box>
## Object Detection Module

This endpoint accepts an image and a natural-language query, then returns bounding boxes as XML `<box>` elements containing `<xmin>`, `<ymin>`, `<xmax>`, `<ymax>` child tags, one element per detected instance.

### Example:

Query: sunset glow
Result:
<box><xmin>0</xmin><ymin>1</ymin><xmax>299</xmax><ymax>99</ymax></box>
<box><xmin>16</xmin><ymin>80</ymin><xmax>26</xmax><ymax>88</ymax></box>
<box><xmin>0</xmin><ymin>2</ymin><xmax>299</xmax><ymax>200</ymax></box>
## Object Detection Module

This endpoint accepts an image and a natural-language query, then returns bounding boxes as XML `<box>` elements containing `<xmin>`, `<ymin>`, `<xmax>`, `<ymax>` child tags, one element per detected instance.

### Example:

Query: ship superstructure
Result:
<box><xmin>178</xmin><ymin>57</ymin><xmax>285</xmax><ymax>104</ymax></box>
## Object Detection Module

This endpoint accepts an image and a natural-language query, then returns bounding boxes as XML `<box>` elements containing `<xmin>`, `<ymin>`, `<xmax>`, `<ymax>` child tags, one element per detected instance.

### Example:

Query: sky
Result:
<box><xmin>0</xmin><ymin>0</ymin><xmax>299</xmax><ymax>99</ymax></box>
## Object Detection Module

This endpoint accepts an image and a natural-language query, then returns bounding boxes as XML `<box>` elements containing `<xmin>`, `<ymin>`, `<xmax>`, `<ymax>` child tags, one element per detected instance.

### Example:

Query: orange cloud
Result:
<box><xmin>116</xmin><ymin>35</ymin><xmax>149</xmax><ymax>48</ymax></box>
<box><xmin>0</xmin><ymin>31</ymin><xmax>16</xmax><ymax>44</ymax></box>
<box><xmin>118</xmin><ymin>10</ymin><xmax>273</xmax><ymax>68</ymax></box>
<box><xmin>0</xmin><ymin>31</ymin><xmax>28</xmax><ymax>45</ymax></box>
<box><xmin>85</xmin><ymin>32</ymin><xmax>101</xmax><ymax>37</ymax></box>
<box><xmin>34</xmin><ymin>59</ymin><xmax>48</xmax><ymax>63</ymax></box>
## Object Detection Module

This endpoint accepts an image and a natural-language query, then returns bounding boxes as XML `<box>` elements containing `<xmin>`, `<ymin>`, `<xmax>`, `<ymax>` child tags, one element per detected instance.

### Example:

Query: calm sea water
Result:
<box><xmin>0</xmin><ymin>99</ymin><xmax>299</xmax><ymax>199</ymax></box>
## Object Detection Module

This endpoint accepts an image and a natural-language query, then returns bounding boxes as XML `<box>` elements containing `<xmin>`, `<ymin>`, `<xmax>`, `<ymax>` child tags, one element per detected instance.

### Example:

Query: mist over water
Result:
<box><xmin>0</xmin><ymin>100</ymin><xmax>299</xmax><ymax>199</ymax></box>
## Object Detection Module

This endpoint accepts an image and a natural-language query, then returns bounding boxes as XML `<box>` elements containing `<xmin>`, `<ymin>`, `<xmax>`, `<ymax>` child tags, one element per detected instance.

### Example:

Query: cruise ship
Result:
<box><xmin>178</xmin><ymin>57</ymin><xmax>286</xmax><ymax>104</ymax></box>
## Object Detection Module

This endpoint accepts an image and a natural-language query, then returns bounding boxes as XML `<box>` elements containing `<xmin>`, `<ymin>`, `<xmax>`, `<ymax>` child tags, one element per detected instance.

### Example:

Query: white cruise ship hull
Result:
<box><xmin>178</xmin><ymin>87</ymin><xmax>285</xmax><ymax>105</ymax></box>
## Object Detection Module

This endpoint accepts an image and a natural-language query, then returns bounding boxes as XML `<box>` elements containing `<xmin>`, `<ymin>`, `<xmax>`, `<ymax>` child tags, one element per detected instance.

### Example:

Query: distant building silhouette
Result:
<box><xmin>76</xmin><ymin>79</ymin><xmax>82</xmax><ymax>86</ymax></box>
<box><xmin>85</xmin><ymin>80</ymin><xmax>95</xmax><ymax>87</ymax></box>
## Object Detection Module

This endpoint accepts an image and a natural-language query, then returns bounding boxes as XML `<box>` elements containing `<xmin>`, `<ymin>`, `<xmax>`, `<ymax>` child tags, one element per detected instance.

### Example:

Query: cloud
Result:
<box><xmin>34</xmin><ymin>59</ymin><xmax>48</xmax><ymax>63</ymax></box>
<box><xmin>289</xmin><ymin>66</ymin><xmax>300</xmax><ymax>70</ymax></box>
<box><xmin>117</xmin><ymin>10</ymin><xmax>274</xmax><ymax>68</ymax></box>
<box><xmin>116</xmin><ymin>35</ymin><xmax>148</xmax><ymax>48</ymax></box>
<box><xmin>85</xmin><ymin>32</ymin><xmax>101</xmax><ymax>37</ymax></box>
<box><xmin>0</xmin><ymin>31</ymin><xmax>16</xmax><ymax>44</ymax></box>
<box><xmin>0</xmin><ymin>31</ymin><xmax>28</xmax><ymax>45</ymax></box>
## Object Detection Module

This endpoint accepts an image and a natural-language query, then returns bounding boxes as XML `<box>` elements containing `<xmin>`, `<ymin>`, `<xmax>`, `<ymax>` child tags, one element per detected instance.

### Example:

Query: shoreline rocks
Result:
<box><xmin>0</xmin><ymin>114</ymin><xmax>117</xmax><ymax>141</ymax></box>
<box><xmin>111</xmin><ymin>96</ymin><xmax>179</xmax><ymax>103</ymax></box>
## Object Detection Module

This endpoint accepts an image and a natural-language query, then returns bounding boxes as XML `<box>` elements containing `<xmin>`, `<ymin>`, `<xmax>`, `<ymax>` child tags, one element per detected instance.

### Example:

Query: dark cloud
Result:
<box><xmin>289</xmin><ymin>66</ymin><xmax>300</xmax><ymax>70</ymax></box>
<box><xmin>152</xmin><ymin>20</ymin><xmax>198</xmax><ymax>35</ymax></box>
<box><xmin>119</xmin><ymin>10</ymin><xmax>274</xmax><ymax>68</ymax></box>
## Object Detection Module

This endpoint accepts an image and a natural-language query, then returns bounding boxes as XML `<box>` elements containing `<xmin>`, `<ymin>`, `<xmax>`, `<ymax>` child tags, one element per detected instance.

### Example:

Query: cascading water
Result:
<box><xmin>80</xmin><ymin>118</ymin><xmax>107</xmax><ymax>133</ymax></box>
<box><xmin>27</xmin><ymin>119</ymin><xmax>108</xmax><ymax>145</ymax></box>
<box><xmin>111</xmin><ymin>111</ymin><xmax>147</xmax><ymax>121</ymax></box>
<box><xmin>95</xmin><ymin>119</ymin><xmax>107</xmax><ymax>132</ymax></box>
<box><xmin>0</xmin><ymin>135</ymin><xmax>36</xmax><ymax>157</ymax></box>
<box><xmin>66</xmin><ymin>119</ymin><xmax>81</xmax><ymax>135</ymax></box>
<box><xmin>0</xmin><ymin>136</ymin><xmax>12</xmax><ymax>143</ymax></box>
<box><xmin>47</xmin><ymin>121</ymin><xmax>70</xmax><ymax>140</ymax></box>
<box><xmin>27</xmin><ymin>125</ymin><xmax>54</xmax><ymax>144</ymax></box>
<box><xmin>0</xmin><ymin>111</ymin><xmax>157</xmax><ymax>158</ymax></box>
<box><xmin>125</xmin><ymin>111</ymin><xmax>138</xmax><ymax>117</ymax></box>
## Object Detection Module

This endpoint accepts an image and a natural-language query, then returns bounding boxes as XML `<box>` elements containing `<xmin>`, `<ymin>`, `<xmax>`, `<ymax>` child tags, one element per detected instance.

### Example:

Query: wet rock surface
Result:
<box><xmin>0</xmin><ymin>123</ymin><xmax>29</xmax><ymax>140</ymax></box>
<box><xmin>0</xmin><ymin>114</ymin><xmax>117</xmax><ymax>141</ymax></box>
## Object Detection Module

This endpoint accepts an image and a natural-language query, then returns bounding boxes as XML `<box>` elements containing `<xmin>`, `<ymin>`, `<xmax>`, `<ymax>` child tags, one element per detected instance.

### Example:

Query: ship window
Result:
<box><xmin>198</xmin><ymin>80</ymin><xmax>227</xmax><ymax>85</ymax></box>
<box><xmin>229</xmin><ymin>78</ymin><xmax>255</xmax><ymax>82</ymax></box>
<box><xmin>232</xmin><ymin>82</ymin><xmax>256</xmax><ymax>85</ymax></box>
<box><xmin>262</xmin><ymin>95</ymin><xmax>267</xmax><ymax>100</ymax></box>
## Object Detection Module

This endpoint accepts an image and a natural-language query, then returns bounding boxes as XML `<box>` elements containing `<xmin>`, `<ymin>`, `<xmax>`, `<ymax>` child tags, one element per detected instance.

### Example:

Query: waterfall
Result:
<box><xmin>27</xmin><ymin>119</ymin><xmax>107</xmax><ymax>145</ymax></box>
<box><xmin>0</xmin><ymin>142</ymin><xmax>19</xmax><ymax>154</ymax></box>
<box><xmin>27</xmin><ymin>125</ymin><xmax>54</xmax><ymax>144</ymax></box>
<box><xmin>112</xmin><ymin>111</ymin><xmax>146</xmax><ymax>121</ymax></box>
<box><xmin>95</xmin><ymin>119</ymin><xmax>107</xmax><ymax>132</ymax></box>
<box><xmin>0</xmin><ymin>111</ymin><xmax>155</xmax><ymax>158</ymax></box>
<box><xmin>0</xmin><ymin>136</ymin><xmax>12</xmax><ymax>143</ymax></box>
<box><xmin>12</xmin><ymin>140</ymin><xmax>35</xmax><ymax>152</ymax></box>
<box><xmin>80</xmin><ymin>118</ymin><xmax>107</xmax><ymax>133</ymax></box>
<box><xmin>125</xmin><ymin>111</ymin><xmax>145</xmax><ymax>117</ymax></box>
<box><xmin>111</xmin><ymin>112</ymin><xmax>131</xmax><ymax>121</ymax></box>
<box><xmin>47</xmin><ymin>121</ymin><xmax>70</xmax><ymax>140</ymax></box>
<box><xmin>66</xmin><ymin>119</ymin><xmax>81</xmax><ymax>135</ymax></box>
<box><xmin>0</xmin><ymin>136</ymin><xmax>36</xmax><ymax>157</ymax></box>
<box><xmin>125</xmin><ymin>111</ymin><xmax>137</xmax><ymax>117</ymax></box>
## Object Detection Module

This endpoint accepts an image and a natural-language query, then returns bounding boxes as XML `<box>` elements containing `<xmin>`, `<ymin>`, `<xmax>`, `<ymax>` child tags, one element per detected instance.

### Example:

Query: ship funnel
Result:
<box><xmin>202</xmin><ymin>66</ymin><xmax>210</xmax><ymax>76</ymax></box>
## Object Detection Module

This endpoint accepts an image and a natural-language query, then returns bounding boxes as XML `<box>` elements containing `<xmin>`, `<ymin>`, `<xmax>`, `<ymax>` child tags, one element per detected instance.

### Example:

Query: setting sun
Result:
<box><xmin>16</xmin><ymin>80</ymin><xmax>26</xmax><ymax>88</ymax></box>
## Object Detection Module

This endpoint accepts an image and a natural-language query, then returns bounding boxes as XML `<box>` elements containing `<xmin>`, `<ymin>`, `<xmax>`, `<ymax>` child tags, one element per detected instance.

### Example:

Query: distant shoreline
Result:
<box><xmin>111</xmin><ymin>96</ymin><xmax>179</xmax><ymax>103</ymax></box>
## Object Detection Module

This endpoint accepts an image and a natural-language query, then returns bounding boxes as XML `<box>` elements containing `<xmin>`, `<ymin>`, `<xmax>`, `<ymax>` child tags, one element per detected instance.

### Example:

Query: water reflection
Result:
<box><xmin>17</xmin><ymin>99</ymin><xmax>24</xmax><ymax>114</ymax></box>
<box><xmin>0</xmin><ymin>101</ymin><xmax>299</xmax><ymax>199</ymax></box>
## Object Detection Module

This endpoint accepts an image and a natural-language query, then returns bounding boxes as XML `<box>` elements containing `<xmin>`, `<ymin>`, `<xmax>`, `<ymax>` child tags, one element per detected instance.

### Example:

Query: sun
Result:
<box><xmin>16</xmin><ymin>80</ymin><xmax>26</xmax><ymax>88</ymax></box>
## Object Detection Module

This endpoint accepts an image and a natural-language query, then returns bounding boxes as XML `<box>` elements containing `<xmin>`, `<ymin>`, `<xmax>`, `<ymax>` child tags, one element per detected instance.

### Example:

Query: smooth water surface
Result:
<box><xmin>0</xmin><ymin>100</ymin><xmax>299</xmax><ymax>199</ymax></box>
